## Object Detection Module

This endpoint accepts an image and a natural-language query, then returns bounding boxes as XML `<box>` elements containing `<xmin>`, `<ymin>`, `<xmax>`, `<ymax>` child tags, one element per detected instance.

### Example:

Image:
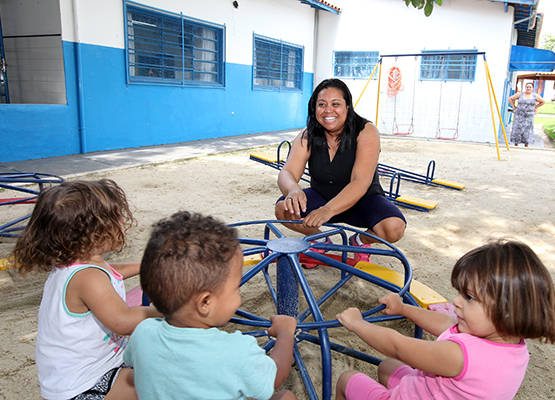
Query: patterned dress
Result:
<box><xmin>510</xmin><ymin>92</ymin><xmax>537</xmax><ymax>145</ymax></box>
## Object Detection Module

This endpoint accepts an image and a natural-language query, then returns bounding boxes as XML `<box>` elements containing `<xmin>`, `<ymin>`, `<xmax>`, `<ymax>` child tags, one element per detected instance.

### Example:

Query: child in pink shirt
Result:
<box><xmin>336</xmin><ymin>239</ymin><xmax>555</xmax><ymax>400</ymax></box>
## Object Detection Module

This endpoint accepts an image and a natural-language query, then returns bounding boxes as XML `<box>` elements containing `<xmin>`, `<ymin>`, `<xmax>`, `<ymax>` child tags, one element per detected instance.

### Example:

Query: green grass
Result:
<box><xmin>535</xmin><ymin>116</ymin><xmax>555</xmax><ymax>141</ymax></box>
<box><xmin>540</xmin><ymin>101</ymin><xmax>555</xmax><ymax>115</ymax></box>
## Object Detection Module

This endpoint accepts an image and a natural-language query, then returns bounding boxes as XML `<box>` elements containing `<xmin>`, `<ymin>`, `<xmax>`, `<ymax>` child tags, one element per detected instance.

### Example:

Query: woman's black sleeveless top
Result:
<box><xmin>308</xmin><ymin>123</ymin><xmax>384</xmax><ymax>202</ymax></box>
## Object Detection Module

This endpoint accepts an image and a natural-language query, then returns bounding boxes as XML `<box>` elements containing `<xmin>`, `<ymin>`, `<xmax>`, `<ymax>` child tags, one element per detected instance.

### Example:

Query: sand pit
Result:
<box><xmin>1</xmin><ymin>137</ymin><xmax>554</xmax><ymax>399</ymax></box>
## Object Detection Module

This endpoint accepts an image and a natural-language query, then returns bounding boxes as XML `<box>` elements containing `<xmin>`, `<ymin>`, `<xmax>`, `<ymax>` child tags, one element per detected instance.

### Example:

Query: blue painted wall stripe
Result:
<box><xmin>1</xmin><ymin>41</ymin><xmax>313</xmax><ymax>163</ymax></box>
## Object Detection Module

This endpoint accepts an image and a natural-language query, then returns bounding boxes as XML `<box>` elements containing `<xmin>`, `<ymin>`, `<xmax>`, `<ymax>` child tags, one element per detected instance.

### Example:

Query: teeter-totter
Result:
<box><xmin>231</xmin><ymin>221</ymin><xmax>448</xmax><ymax>400</ymax></box>
<box><xmin>377</xmin><ymin>161</ymin><xmax>466</xmax><ymax>191</ymax></box>
<box><xmin>249</xmin><ymin>142</ymin><xmax>442</xmax><ymax>212</ymax></box>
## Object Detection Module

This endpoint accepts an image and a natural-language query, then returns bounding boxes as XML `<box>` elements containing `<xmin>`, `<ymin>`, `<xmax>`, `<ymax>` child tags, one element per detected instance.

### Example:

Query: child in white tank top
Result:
<box><xmin>11</xmin><ymin>179</ymin><xmax>162</xmax><ymax>400</ymax></box>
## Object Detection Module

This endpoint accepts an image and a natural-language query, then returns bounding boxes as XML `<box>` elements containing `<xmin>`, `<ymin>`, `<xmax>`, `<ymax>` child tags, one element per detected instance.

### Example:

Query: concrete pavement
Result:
<box><xmin>0</xmin><ymin>130</ymin><xmax>300</xmax><ymax>177</ymax></box>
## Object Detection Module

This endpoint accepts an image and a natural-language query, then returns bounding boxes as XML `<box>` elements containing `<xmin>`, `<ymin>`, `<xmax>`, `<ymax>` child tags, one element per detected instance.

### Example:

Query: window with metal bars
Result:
<box><xmin>420</xmin><ymin>50</ymin><xmax>477</xmax><ymax>82</ymax></box>
<box><xmin>125</xmin><ymin>2</ymin><xmax>224</xmax><ymax>86</ymax></box>
<box><xmin>253</xmin><ymin>35</ymin><xmax>303</xmax><ymax>90</ymax></box>
<box><xmin>333</xmin><ymin>51</ymin><xmax>379</xmax><ymax>79</ymax></box>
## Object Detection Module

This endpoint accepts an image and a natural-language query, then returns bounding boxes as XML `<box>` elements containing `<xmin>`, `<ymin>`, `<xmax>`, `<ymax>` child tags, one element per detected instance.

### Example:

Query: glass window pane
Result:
<box><xmin>126</xmin><ymin>3</ymin><xmax>224</xmax><ymax>85</ymax></box>
<box><xmin>254</xmin><ymin>35</ymin><xmax>303</xmax><ymax>89</ymax></box>
<box><xmin>420</xmin><ymin>51</ymin><xmax>477</xmax><ymax>81</ymax></box>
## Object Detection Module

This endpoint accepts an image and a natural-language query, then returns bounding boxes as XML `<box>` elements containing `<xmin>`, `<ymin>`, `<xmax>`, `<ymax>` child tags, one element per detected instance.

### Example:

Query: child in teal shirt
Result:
<box><xmin>124</xmin><ymin>211</ymin><xmax>297</xmax><ymax>400</ymax></box>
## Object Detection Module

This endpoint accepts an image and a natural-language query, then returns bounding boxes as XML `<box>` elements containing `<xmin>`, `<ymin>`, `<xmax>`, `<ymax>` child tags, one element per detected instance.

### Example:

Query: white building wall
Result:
<box><xmin>59</xmin><ymin>0</ymin><xmax>315</xmax><ymax>72</ymax></box>
<box><xmin>315</xmin><ymin>0</ymin><xmax>514</xmax><ymax>143</ymax></box>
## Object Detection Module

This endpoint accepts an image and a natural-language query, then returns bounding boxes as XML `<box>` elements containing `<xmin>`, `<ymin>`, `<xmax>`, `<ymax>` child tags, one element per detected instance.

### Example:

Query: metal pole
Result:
<box><xmin>483</xmin><ymin>58</ymin><xmax>511</xmax><ymax>151</ymax></box>
<box><xmin>376</xmin><ymin>59</ymin><xmax>383</xmax><ymax>125</ymax></box>
<box><xmin>354</xmin><ymin>60</ymin><xmax>380</xmax><ymax>109</ymax></box>
<box><xmin>484</xmin><ymin>59</ymin><xmax>501</xmax><ymax>160</ymax></box>
<box><xmin>276</xmin><ymin>255</ymin><xmax>299</xmax><ymax>317</ymax></box>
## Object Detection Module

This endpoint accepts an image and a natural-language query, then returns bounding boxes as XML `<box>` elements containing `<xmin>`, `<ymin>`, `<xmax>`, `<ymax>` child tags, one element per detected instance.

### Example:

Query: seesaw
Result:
<box><xmin>249</xmin><ymin>145</ymin><xmax>438</xmax><ymax>212</ymax></box>
<box><xmin>0</xmin><ymin>257</ymin><xmax>10</xmax><ymax>271</ymax></box>
<box><xmin>377</xmin><ymin>161</ymin><xmax>465</xmax><ymax>190</ymax></box>
<box><xmin>226</xmin><ymin>220</ymin><xmax>447</xmax><ymax>400</ymax></box>
<box><xmin>0</xmin><ymin>172</ymin><xmax>65</xmax><ymax>237</ymax></box>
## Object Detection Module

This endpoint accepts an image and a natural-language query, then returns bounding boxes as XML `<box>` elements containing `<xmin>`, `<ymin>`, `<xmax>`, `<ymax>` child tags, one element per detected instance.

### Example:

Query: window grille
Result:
<box><xmin>420</xmin><ymin>50</ymin><xmax>477</xmax><ymax>82</ymax></box>
<box><xmin>126</xmin><ymin>3</ymin><xmax>224</xmax><ymax>86</ymax></box>
<box><xmin>253</xmin><ymin>35</ymin><xmax>303</xmax><ymax>90</ymax></box>
<box><xmin>333</xmin><ymin>51</ymin><xmax>379</xmax><ymax>79</ymax></box>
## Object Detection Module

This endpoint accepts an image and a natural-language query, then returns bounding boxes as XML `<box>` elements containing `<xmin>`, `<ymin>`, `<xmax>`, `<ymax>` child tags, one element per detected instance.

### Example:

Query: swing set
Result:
<box><xmin>354</xmin><ymin>51</ymin><xmax>511</xmax><ymax>160</ymax></box>
<box><xmin>388</xmin><ymin>59</ymin><xmax>417</xmax><ymax>136</ymax></box>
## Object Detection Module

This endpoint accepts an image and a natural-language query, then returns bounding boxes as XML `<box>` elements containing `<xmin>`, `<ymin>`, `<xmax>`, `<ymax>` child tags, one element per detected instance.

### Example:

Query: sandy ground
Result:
<box><xmin>1</xmin><ymin>136</ymin><xmax>555</xmax><ymax>399</ymax></box>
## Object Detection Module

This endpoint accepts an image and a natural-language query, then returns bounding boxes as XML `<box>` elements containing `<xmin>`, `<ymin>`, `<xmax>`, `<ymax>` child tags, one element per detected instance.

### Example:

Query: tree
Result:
<box><xmin>540</xmin><ymin>33</ymin><xmax>555</xmax><ymax>52</ymax></box>
<box><xmin>405</xmin><ymin>0</ymin><xmax>442</xmax><ymax>17</ymax></box>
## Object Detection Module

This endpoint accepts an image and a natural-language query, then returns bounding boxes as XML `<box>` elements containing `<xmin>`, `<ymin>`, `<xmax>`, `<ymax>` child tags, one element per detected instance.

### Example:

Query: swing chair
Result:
<box><xmin>391</xmin><ymin>57</ymin><xmax>418</xmax><ymax>136</ymax></box>
<box><xmin>435</xmin><ymin>56</ymin><xmax>467</xmax><ymax>140</ymax></box>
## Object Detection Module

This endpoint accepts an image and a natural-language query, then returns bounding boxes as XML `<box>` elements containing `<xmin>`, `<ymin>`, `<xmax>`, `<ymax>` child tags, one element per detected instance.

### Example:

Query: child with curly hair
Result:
<box><xmin>11</xmin><ymin>179</ymin><xmax>161</xmax><ymax>400</ymax></box>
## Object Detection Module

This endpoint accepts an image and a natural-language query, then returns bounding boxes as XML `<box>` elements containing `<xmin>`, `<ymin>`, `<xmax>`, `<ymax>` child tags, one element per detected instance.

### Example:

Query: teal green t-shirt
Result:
<box><xmin>124</xmin><ymin>318</ymin><xmax>277</xmax><ymax>400</ymax></box>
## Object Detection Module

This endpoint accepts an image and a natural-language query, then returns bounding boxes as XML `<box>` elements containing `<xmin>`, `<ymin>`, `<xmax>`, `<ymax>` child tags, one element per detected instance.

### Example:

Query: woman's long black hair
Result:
<box><xmin>305</xmin><ymin>79</ymin><xmax>367</xmax><ymax>154</ymax></box>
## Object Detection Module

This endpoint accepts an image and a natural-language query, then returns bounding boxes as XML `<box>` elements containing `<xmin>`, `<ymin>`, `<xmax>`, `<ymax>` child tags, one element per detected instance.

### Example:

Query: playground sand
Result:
<box><xmin>1</xmin><ymin>137</ymin><xmax>555</xmax><ymax>399</ymax></box>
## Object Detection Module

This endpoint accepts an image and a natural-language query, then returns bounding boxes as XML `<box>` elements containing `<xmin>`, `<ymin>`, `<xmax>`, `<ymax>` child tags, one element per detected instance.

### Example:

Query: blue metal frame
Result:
<box><xmin>377</xmin><ymin>160</ymin><xmax>464</xmax><ymax>190</ymax></box>
<box><xmin>253</xmin><ymin>34</ymin><xmax>303</xmax><ymax>91</ymax></box>
<box><xmin>229</xmin><ymin>220</ymin><xmax>423</xmax><ymax>400</ymax></box>
<box><xmin>0</xmin><ymin>173</ymin><xmax>65</xmax><ymax>237</ymax></box>
<box><xmin>124</xmin><ymin>1</ymin><xmax>225</xmax><ymax>87</ymax></box>
<box><xmin>420</xmin><ymin>50</ymin><xmax>478</xmax><ymax>82</ymax></box>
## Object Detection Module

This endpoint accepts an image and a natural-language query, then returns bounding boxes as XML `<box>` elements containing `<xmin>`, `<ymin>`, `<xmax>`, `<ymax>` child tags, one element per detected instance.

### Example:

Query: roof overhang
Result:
<box><xmin>516</xmin><ymin>72</ymin><xmax>555</xmax><ymax>81</ymax></box>
<box><xmin>297</xmin><ymin>0</ymin><xmax>340</xmax><ymax>14</ymax></box>
<box><xmin>509</xmin><ymin>45</ymin><xmax>555</xmax><ymax>72</ymax></box>
<box><xmin>490</xmin><ymin>0</ymin><xmax>541</xmax><ymax>47</ymax></box>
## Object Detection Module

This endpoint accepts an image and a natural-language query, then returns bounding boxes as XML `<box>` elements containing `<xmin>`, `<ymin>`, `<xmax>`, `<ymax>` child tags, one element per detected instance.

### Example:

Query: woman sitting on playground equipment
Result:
<box><xmin>335</xmin><ymin>239</ymin><xmax>555</xmax><ymax>400</ymax></box>
<box><xmin>275</xmin><ymin>78</ymin><xmax>406</xmax><ymax>261</ymax></box>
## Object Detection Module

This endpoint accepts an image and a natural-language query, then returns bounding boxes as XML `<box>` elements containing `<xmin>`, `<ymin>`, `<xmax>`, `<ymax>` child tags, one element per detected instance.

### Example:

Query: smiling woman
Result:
<box><xmin>274</xmin><ymin>79</ymin><xmax>406</xmax><ymax>266</ymax></box>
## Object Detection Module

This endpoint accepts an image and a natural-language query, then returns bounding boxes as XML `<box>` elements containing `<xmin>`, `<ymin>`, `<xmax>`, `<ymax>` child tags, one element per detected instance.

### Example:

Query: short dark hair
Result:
<box><xmin>451</xmin><ymin>239</ymin><xmax>555</xmax><ymax>343</ymax></box>
<box><xmin>12</xmin><ymin>179</ymin><xmax>134</xmax><ymax>274</ymax></box>
<box><xmin>305</xmin><ymin>78</ymin><xmax>366</xmax><ymax>154</ymax></box>
<box><xmin>140</xmin><ymin>211</ymin><xmax>240</xmax><ymax>316</ymax></box>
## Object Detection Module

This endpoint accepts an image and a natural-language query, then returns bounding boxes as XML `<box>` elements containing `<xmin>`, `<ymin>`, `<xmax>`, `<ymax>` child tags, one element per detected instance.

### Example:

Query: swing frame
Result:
<box><xmin>353</xmin><ymin>51</ymin><xmax>511</xmax><ymax>160</ymax></box>
<box><xmin>391</xmin><ymin>57</ymin><xmax>418</xmax><ymax>136</ymax></box>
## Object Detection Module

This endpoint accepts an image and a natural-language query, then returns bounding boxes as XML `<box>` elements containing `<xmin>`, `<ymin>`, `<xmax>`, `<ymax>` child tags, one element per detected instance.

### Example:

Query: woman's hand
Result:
<box><xmin>337</xmin><ymin>307</ymin><xmax>364</xmax><ymax>332</ymax></box>
<box><xmin>302</xmin><ymin>206</ymin><xmax>333</xmax><ymax>228</ymax></box>
<box><xmin>284</xmin><ymin>188</ymin><xmax>307</xmax><ymax>217</ymax></box>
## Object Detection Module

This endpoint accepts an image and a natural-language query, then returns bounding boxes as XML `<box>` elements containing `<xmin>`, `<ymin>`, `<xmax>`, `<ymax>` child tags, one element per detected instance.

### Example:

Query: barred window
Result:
<box><xmin>125</xmin><ymin>3</ymin><xmax>224</xmax><ymax>86</ymax></box>
<box><xmin>420</xmin><ymin>50</ymin><xmax>477</xmax><ymax>81</ymax></box>
<box><xmin>333</xmin><ymin>51</ymin><xmax>379</xmax><ymax>79</ymax></box>
<box><xmin>253</xmin><ymin>35</ymin><xmax>303</xmax><ymax>90</ymax></box>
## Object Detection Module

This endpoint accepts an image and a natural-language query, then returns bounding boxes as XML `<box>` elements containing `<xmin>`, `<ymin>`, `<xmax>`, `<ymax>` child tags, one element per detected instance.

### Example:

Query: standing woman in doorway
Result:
<box><xmin>275</xmin><ymin>79</ymin><xmax>406</xmax><ymax>265</ymax></box>
<box><xmin>509</xmin><ymin>82</ymin><xmax>546</xmax><ymax>147</ymax></box>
